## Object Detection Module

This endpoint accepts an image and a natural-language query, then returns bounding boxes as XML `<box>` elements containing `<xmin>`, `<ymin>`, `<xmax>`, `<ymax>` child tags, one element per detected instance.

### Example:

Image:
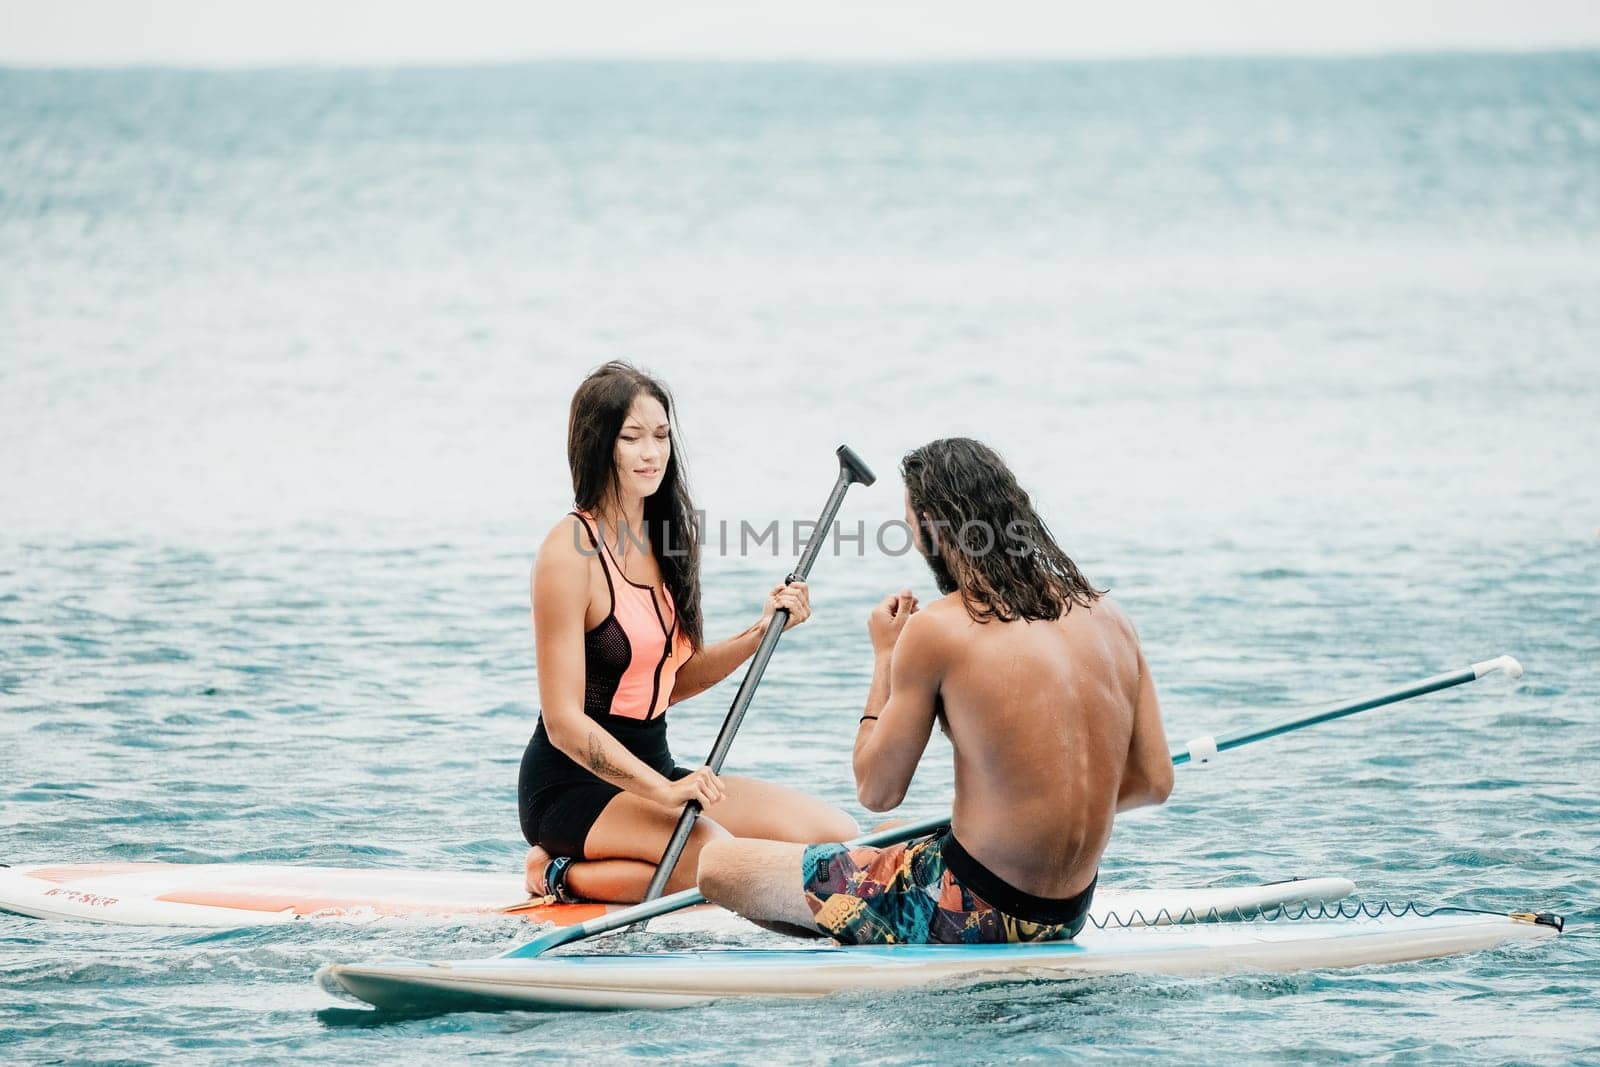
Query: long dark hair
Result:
<box><xmin>567</xmin><ymin>361</ymin><xmax>703</xmax><ymax>650</ymax></box>
<box><xmin>902</xmin><ymin>438</ymin><xmax>1103</xmax><ymax>623</ymax></box>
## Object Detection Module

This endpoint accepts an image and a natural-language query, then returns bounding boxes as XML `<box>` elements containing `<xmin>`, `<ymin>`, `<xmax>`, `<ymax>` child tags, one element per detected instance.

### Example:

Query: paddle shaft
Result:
<box><xmin>503</xmin><ymin>654</ymin><xmax>1519</xmax><ymax>959</ymax></box>
<box><xmin>637</xmin><ymin>445</ymin><xmax>876</xmax><ymax>905</ymax></box>
<box><xmin>1172</xmin><ymin>656</ymin><xmax>1521</xmax><ymax>766</ymax></box>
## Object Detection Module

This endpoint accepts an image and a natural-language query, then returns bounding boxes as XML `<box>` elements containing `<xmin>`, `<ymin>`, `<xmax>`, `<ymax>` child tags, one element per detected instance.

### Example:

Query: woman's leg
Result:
<box><xmin>559</xmin><ymin>792</ymin><xmax>732</xmax><ymax>903</ymax></box>
<box><xmin>524</xmin><ymin>844</ymin><xmax>552</xmax><ymax>895</ymax></box>
<box><xmin>702</xmin><ymin>775</ymin><xmax>859</xmax><ymax>843</ymax></box>
<box><xmin>525</xmin><ymin>844</ymin><xmax>660</xmax><ymax>900</ymax></box>
<box><xmin>529</xmin><ymin>777</ymin><xmax>855</xmax><ymax>903</ymax></box>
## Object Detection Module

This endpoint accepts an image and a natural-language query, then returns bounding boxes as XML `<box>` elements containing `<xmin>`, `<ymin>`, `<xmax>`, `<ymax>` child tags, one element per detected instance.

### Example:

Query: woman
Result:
<box><xmin>520</xmin><ymin>361</ymin><xmax>859</xmax><ymax>903</ymax></box>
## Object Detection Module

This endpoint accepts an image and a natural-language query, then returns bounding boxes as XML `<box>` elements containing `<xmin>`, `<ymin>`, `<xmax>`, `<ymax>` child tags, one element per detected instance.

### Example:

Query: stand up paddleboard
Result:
<box><xmin>0</xmin><ymin>863</ymin><xmax>716</xmax><ymax>929</ymax></box>
<box><xmin>0</xmin><ymin>862</ymin><xmax>1352</xmax><ymax>931</ymax></box>
<box><xmin>318</xmin><ymin>908</ymin><xmax>1563</xmax><ymax>1013</ymax></box>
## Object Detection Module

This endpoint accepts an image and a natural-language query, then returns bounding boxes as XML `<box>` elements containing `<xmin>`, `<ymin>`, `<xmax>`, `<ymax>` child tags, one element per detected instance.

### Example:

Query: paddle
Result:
<box><xmin>634</xmin><ymin>444</ymin><xmax>876</xmax><ymax>910</ymax></box>
<box><xmin>1171</xmin><ymin>655</ymin><xmax>1523</xmax><ymax>766</ymax></box>
<box><xmin>500</xmin><ymin>653</ymin><xmax>1522</xmax><ymax>959</ymax></box>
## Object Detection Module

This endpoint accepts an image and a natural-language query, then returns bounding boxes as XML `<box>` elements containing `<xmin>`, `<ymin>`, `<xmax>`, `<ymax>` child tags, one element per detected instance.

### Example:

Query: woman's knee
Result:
<box><xmin>791</xmin><ymin>805</ymin><xmax>858</xmax><ymax>843</ymax></box>
<box><xmin>688</xmin><ymin>817</ymin><xmax>731</xmax><ymax>848</ymax></box>
<box><xmin>819</xmin><ymin>808</ymin><xmax>860</xmax><ymax>841</ymax></box>
<box><xmin>678</xmin><ymin>818</ymin><xmax>731</xmax><ymax>871</ymax></box>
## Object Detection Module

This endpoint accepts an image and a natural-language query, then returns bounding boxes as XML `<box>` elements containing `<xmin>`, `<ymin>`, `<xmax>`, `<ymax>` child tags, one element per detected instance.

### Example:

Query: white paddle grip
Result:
<box><xmin>1186</xmin><ymin>735</ymin><xmax>1219</xmax><ymax>765</ymax></box>
<box><xmin>1472</xmin><ymin>655</ymin><xmax>1523</xmax><ymax>680</ymax></box>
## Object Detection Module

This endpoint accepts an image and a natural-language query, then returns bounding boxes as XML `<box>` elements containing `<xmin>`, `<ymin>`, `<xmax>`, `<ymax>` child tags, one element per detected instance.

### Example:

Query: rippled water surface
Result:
<box><xmin>2</xmin><ymin>55</ymin><xmax>1598</xmax><ymax>1063</ymax></box>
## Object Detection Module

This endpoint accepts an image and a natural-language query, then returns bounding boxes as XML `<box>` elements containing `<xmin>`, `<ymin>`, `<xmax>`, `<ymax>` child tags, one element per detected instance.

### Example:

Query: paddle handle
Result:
<box><xmin>638</xmin><ymin>446</ymin><xmax>876</xmax><ymax>904</ymax></box>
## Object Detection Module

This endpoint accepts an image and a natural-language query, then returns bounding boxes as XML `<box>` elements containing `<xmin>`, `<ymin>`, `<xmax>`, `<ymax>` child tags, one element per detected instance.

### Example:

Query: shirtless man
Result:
<box><xmin>697</xmin><ymin>437</ymin><xmax>1174</xmax><ymax>944</ymax></box>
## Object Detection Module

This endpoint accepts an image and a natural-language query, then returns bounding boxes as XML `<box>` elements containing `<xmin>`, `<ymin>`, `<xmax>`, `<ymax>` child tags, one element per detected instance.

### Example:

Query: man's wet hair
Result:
<box><xmin>902</xmin><ymin>438</ymin><xmax>1104</xmax><ymax>623</ymax></box>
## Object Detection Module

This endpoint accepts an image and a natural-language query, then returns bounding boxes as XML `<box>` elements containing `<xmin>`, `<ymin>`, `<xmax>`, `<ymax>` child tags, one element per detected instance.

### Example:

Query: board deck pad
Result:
<box><xmin>0</xmin><ymin>862</ymin><xmax>1353</xmax><ymax>930</ymax></box>
<box><xmin>317</xmin><ymin>912</ymin><xmax>1560</xmax><ymax>1013</ymax></box>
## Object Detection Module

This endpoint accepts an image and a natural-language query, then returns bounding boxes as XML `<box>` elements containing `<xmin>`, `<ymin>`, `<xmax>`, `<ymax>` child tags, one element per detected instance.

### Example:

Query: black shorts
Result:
<box><xmin>518</xmin><ymin>721</ymin><xmax>691</xmax><ymax>859</ymax></box>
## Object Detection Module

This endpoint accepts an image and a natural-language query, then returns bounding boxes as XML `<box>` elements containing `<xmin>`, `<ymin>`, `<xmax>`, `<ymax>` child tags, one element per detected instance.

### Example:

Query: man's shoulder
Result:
<box><xmin>1091</xmin><ymin>592</ymin><xmax>1124</xmax><ymax>615</ymax></box>
<box><xmin>1084</xmin><ymin>594</ymin><xmax>1134</xmax><ymax>633</ymax></box>
<box><xmin>915</xmin><ymin>594</ymin><xmax>971</xmax><ymax>632</ymax></box>
<box><xmin>1077</xmin><ymin>596</ymin><xmax>1145</xmax><ymax>670</ymax></box>
<box><xmin>897</xmin><ymin>595</ymin><xmax>967</xmax><ymax>655</ymax></box>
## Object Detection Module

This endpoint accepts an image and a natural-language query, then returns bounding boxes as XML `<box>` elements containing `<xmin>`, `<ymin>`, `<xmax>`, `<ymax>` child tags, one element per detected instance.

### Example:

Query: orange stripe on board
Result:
<box><xmin>499</xmin><ymin>900</ymin><xmax>613</xmax><ymax>923</ymax></box>
<box><xmin>153</xmin><ymin>890</ymin><xmax>483</xmax><ymax>916</ymax></box>
<box><xmin>154</xmin><ymin>889</ymin><xmax>610</xmax><ymax>922</ymax></box>
<box><xmin>24</xmin><ymin>863</ymin><xmax>174</xmax><ymax>884</ymax></box>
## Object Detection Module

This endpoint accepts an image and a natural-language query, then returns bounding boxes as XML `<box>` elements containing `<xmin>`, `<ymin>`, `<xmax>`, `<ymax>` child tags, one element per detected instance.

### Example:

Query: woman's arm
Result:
<box><xmin>668</xmin><ymin>580</ymin><xmax>810</xmax><ymax>704</ymax></box>
<box><xmin>535</xmin><ymin>517</ymin><xmax>720</xmax><ymax>809</ymax></box>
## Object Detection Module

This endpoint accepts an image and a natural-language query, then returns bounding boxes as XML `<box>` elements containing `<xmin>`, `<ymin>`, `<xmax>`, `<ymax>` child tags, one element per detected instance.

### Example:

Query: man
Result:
<box><xmin>697</xmin><ymin>437</ymin><xmax>1173</xmax><ymax>944</ymax></box>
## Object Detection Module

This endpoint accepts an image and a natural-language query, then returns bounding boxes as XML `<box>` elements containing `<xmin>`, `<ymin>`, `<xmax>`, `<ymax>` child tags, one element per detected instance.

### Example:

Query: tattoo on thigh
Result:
<box><xmin>586</xmin><ymin>732</ymin><xmax>633</xmax><ymax>781</ymax></box>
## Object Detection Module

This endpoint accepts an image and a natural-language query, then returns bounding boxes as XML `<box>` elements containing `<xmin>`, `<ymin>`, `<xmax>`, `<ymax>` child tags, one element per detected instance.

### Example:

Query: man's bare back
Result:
<box><xmin>920</xmin><ymin>591</ymin><xmax>1158</xmax><ymax>900</ymax></box>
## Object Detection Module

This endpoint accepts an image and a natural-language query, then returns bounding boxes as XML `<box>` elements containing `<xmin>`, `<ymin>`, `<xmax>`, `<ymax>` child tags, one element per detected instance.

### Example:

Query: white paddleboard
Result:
<box><xmin>318</xmin><ymin>910</ymin><xmax>1562</xmax><ymax>1013</ymax></box>
<box><xmin>0</xmin><ymin>862</ymin><xmax>1352</xmax><ymax>931</ymax></box>
<box><xmin>0</xmin><ymin>861</ymin><xmax>721</xmax><ymax>930</ymax></box>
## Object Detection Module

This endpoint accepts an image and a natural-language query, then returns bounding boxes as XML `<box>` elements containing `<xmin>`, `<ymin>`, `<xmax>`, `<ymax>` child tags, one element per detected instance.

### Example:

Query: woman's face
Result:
<box><xmin>615</xmin><ymin>393</ymin><xmax>671</xmax><ymax>500</ymax></box>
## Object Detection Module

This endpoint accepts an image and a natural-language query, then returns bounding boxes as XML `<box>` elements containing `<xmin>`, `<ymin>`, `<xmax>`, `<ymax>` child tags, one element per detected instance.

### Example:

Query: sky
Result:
<box><xmin>2</xmin><ymin>0</ymin><xmax>1598</xmax><ymax>66</ymax></box>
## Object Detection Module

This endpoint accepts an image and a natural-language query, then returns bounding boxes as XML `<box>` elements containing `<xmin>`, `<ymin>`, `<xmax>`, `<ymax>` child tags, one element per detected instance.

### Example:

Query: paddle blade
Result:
<box><xmin>501</xmin><ymin>886</ymin><xmax>711</xmax><ymax>959</ymax></box>
<box><xmin>501</xmin><ymin>923</ymin><xmax>585</xmax><ymax>959</ymax></box>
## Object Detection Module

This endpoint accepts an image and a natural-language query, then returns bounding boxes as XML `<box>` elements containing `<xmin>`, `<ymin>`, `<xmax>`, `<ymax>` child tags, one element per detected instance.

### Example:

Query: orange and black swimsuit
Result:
<box><xmin>518</xmin><ymin>510</ymin><xmax>694</xmax><ymax>858</ymax></box>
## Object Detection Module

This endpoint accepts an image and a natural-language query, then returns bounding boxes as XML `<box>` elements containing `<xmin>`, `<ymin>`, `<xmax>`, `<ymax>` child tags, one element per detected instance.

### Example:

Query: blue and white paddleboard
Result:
<box><xmin>318</xmin><ymin>910</ymin><xmax>1561</xmax><ymax>1013</ymax></box>
<box><xmin>0</xmin><ymin>862</ymin><xmax>1351</xmax><ymax>931</ymax></box>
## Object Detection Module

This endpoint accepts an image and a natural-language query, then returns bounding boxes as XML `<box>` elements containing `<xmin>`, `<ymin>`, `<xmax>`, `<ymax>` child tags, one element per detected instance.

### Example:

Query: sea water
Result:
<box><xmin>1</xmin><ymin>55</ymin><xmax>1597</xmax><ymax>1062</ymax></box>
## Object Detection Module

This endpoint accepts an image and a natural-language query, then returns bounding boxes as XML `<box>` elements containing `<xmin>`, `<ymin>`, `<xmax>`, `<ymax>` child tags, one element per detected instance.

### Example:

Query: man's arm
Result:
<box><xmin>853</xmin><ymin>599</ymin><xmax>943</xmax><ymax>812</ymax></box>
<box><xmin>1116</xmin><ymin>645</ymin><xmax>1174</xmax><ymax>812</ymax></box>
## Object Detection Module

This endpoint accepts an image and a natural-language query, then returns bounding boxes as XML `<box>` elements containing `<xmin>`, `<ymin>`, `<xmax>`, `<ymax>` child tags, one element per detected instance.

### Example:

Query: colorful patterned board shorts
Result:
<box><xmin>801</xmin><ymin>832</ymin><xmax>1095</xmax><ymax>945</ymax></box>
